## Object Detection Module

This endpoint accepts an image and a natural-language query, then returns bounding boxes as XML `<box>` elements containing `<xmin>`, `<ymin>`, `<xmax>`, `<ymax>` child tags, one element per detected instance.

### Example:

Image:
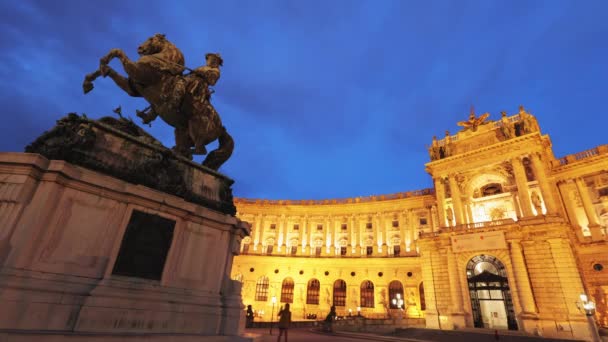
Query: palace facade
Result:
<box><xmin>231</xmin><ymin>107</ymin><xmax>608</xmax><ymax>340</ymax></box>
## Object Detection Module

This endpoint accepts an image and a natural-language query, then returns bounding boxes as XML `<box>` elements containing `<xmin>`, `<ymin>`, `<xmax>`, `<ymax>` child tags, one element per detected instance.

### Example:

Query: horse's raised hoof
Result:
<box><xmin>100</xmin><ymin>65</ymin><xmax>111</xmax><ymax>77</ymax></box>
<box><xmin>83</xmin><ymin>82</ymin><xmax>94</xmax><ymax>94</ymax></box>
<box><xmin>194</xmin><ymin>146</ymin><xmax>207</xmax><ymax>155</ymax></box>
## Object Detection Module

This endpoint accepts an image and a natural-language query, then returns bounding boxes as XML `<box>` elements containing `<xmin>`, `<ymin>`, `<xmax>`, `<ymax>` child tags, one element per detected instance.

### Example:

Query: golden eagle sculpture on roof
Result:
<box><xmin>457</xmin><ymin>106</ymin><xmax>490</xmax><ymax>132</ymax></box>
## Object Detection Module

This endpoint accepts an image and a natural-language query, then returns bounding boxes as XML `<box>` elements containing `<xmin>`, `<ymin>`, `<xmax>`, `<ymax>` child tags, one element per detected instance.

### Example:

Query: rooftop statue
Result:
<box><xmin>82</xmin><ymin>33</ymin><xmax>233</xmax><ymax>170</ymax></box>
<box><xmin>457</xmin><ymin>106</ymin><xmax>490</xmax><ymax>132</ymax></box>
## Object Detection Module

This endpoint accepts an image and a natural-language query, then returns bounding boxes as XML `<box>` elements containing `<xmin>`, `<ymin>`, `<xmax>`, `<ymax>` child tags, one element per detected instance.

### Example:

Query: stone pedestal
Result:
<box><xmin>0</xmin><ymin>114</ymin><xmax>251</xmax><ymax>341</ymax></box>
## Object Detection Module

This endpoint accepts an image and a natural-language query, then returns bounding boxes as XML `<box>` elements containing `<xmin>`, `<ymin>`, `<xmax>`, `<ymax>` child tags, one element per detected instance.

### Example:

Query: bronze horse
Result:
<box><xmin>82</xmin><ymin>34</ymin><xmax>233</xmax><ymax>170</ymax></box>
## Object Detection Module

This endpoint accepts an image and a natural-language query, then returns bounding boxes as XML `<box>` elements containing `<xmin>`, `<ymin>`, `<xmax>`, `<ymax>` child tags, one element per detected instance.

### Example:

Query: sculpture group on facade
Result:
<box><xmin>82</xmin><ymin>34</ymin><xmax>233</xmax><ymax>170</ymax></box>
<box><xmin>429</xmin><ymin>106</ymin><xmax>541</xmax><ymax>161</ymax></box>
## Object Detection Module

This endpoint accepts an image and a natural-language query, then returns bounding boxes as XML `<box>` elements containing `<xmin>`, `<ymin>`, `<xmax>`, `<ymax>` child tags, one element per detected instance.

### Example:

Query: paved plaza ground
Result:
<box><xmin>244</xmin><ymin>327</ymin><xmax>585</xmax><ymax>342</ymax></box>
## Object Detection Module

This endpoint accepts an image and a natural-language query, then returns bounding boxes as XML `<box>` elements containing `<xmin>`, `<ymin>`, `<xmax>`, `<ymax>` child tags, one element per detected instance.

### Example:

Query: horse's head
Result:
<box><xmin>137</xmin><ymin>33</ymin><xmax>167</xmax><ymax>56</ymax></box>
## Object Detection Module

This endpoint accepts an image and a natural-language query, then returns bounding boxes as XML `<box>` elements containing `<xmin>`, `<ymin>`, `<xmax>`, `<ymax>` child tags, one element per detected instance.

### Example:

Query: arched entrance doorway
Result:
<box><xmin>466</xmin><ymin>255</ymin><xmax>517</xmax><ymax>330</ymax></box>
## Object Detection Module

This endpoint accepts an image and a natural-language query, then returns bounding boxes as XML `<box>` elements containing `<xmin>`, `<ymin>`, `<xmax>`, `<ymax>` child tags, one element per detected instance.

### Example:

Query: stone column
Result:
<box><xmin>511</xmin><ymin>193</ymin><xmax>522</xmax><ymax>218</ymax></box>
<box><xmin>558</xmin><ymin>181</ymin><xmax>582</xmax><ymax>228</ymax></box>
<box><xmin>253</xmin><ymin>215</ymin><xmax>262</xmax><ymax>251</ymax></box>
<box><xmin>408</xmin><ymin>210</ymin><xmax>417</xmax><ymax>242</ymax></box>
<box><xmin>508</xmin><ymin>240</ymin><xmax>537</xmax><ymax>315</ymax></box>
<box><xmin>349</xmin><ymin>215</ymin><xmax>356</xmax><ymax>255</ymax></box>
<box><xmin>426</xmin><ymin>206</ymin><xmax>433</xmax><ymax>232</ymax></box>
<box><xmin>434</xmin><ymin>177</ymin><xmax>447</xmax><ymax>227</ymax></box>
<box><xmin>447</xmin><ymin>247</ymin><xmax>465</xmax><ymax>316</ymax></box>
<box><xmin>277</xmin><ymin>214</ymin><xmax>285</xmax><ymax>252</ymax></box>
<box><xmin>325</xmin><ymin>216</ymin><xmax>332</xmax><ymax>255</ymax></box>
<box><xmin>399</xmin><ymin>210</ymin><xmax>408</xmax><ymax>251</ymax></box>
<box><xmin>465</xmin><ymin>202</ymin><xmax>474</xmax><ymax>225</ymax></box>
<box><xmin>448</xmin><ymin>175</ymin><xmax>465</xmax><ymax>225</ymax></box>
<box><xmin>299</xmin><ymin>216</ymin><xmax>306</xmax><ymax>255</ymax></box>
<box><xmin>530</xmin><ymin>153</ymin><xmax>558</xmax><ymax>214</ymax></box>
<box><xmin>512</xmin><ymin>157</ymin><xmax>534</xmax><ymax>218</ymax></box>
<box><xmin>575</xmin><ymin>177</ymin><xmax>602</xmax><ymax>237</ymax></box>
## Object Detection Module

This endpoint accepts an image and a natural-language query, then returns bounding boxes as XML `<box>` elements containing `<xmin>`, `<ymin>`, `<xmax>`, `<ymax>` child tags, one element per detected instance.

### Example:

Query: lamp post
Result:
<box><xmin>270</xmin><ymin>296</ymin><xmax>277</xmax><ymax>335</ymax></box>
<box><xmin>578</xmin><ymin>293</ymin><xmax>601</xmax><ymax>342</ymax></box>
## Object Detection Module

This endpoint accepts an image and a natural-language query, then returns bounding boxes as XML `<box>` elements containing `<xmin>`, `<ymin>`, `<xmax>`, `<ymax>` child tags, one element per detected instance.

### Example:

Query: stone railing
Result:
<box><xmin>419</xmin><ymin>218</ymin><xmax>516</xmax><ymax>238</ymax></box>
<box><xmin>555</xmin><ymin>145</ymin><xmax>608</xmax><ymax>166</ymax></box>
<box><xmin>234</xmin><ymin>188</ymin><xmax>435</xmax><ymax>206</ymax></box>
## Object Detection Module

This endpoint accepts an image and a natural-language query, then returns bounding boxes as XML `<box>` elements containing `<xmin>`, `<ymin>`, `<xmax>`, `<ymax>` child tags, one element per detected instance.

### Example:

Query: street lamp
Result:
<box><xmin>577</xmin><ymin>293</ymin><xmax>601</xmax><ymax>342</ymax></box>
<box><xmin>270</xmin><ymin>296</ymin><xmax>277</xmax><ymax>335</ymax></box>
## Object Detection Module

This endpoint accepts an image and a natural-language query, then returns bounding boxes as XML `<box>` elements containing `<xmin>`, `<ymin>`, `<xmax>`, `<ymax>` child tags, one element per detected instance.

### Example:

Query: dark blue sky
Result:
<box><xmin>1</xmin><ymin>0</ymin><xmax>607</xmax><ymax>200</ymax></box>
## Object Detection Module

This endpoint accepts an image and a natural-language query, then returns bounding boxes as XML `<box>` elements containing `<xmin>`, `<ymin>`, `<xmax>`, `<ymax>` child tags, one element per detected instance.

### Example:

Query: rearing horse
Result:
<box><xmin>82</xmin><ymin>33</ymin><xmax>234</xmax><ymax>170</ymax></box>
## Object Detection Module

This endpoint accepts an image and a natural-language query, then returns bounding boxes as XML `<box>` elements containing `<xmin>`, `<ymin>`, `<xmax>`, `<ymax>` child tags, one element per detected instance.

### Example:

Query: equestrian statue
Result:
<box><xmin>82</xmin><ymin>33</ymin><xmax>233</xmax><ymax>170</ymax></box>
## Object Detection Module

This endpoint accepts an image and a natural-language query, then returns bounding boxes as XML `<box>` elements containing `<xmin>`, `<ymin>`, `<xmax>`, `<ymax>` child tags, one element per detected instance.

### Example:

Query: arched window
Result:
<box><xmin>419</xmin><ymin>282</ymin><xmax>426</xmax><ymax>311</ymax></box>
<box><xmin>333</xmin><ymin>279</ymin><xmax>347</xmax><ymax>307</ymax></box>
<box><xmin>388</xmin><ymin>280</ymin><xmax>404</xmax><ymax>309</ymax></box>
<box><xmin>280</xmin><ymin>277</ymin><xmax>294</xmax><ymax>303</ymax></box>
<box><xmin>481</xmin><ymin>183</ymin><xmax>503</xmax><ymax>197</ymax></box>
<box><xmin>255</xmin><ymin>276</ymin><xmax>269</xmax><ymax>301</ymax></box>
<box><xmin>306</xmin><ymin>279</ymin><xmax>320</xmax><ymax>304</ymax></box>
<box><xmin>360</xmin><ymin>280</ymin><xmax>375</xmax><ymax>308</ymax></box>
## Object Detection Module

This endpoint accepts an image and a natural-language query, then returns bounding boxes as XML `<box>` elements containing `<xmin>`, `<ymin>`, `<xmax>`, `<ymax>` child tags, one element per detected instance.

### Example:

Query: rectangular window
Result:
<box><xmin>340</xmin><ymin>246</ymin><xmax>347</xmax><ymax>256</ymax></box>
<box><xmin>270</xmin><ymin>224</ymin><xmax>276</xmax><ymax>230</ymax></box>
<box><xmin>366</xmin><ymin>246</ymin><xmax>373</xmax><ymax>256</ymax></box>
<box><xmin>293</xmin><ymin>224</ymin><xmax>299</xmax><ymax>231</ymax></box>
<box><xmin>266</xmin><ymin>245</ymin><xmax>273</xmax><ymax>255</ymax></box>
<box><xmin>112</xmin><ymin>210</ymin><xmax>175</xmax><ymax>280</ymax></box>
<box><xmin>341</xmin><ymin>223</ymin><xmax>348</xmax><ymax>230</ymax></box>
<box><xmin>317</xmin><ymin>224</ymin><xmax>323</xmax><ymax>231</ymax></box>
<box><xmin>242</xmin><ymin>243</ymin><xmax>250</xmax><ymax>255</ymax></box>
<box><xmin>290</xmin><ymin>246</ymin><xmax>297</xmax><ymax>255</ymax></box>
<box><xmin>419</xmin><ymin>218</ymin><xmax>428</xmax><ymax>225</ymax></box>
<box><xmin>599</xmin><ymin>187</ymin><xmax>608</xmax><ymax>197</ymax></box>
<box><xmin>392</xmin><ymin>220</ymin><xmax>399</xmax><ymax>228</ymax></box>
<box><xmin>366</xmin><ymin>222</ymin><xmax>373</xmax><ymax>229</ymax></box>
<box><xmin>315</xmin><ymin>246</ymin><xmax>322</xmax><ymax>256</ymax></box>
<box><xmin>393</xmin><ymin>245</ymin><xmax>400</xmax><ymax>256</ymax></box>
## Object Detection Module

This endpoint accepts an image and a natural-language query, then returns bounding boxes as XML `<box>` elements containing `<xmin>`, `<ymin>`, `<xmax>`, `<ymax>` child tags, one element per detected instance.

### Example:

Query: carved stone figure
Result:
<box><xmin>500</xmin><ymin>111</ymin><xmax>514</xmax><ymax>140</ymax></box>
<box><xmin>442</xmin><ymin>130</ymin><xmax>452</xmax><ymax>158</ymax></box>
<box><xmin>83</xmin><ymin>34</ymin><xmax>233</xmax><ymax>170</ymax></box>
<box><xmin>457</xmin><ymin>107</ymin><xmax>490</xmax><ymax>132</ymax></box>
<box><xmin>446</xmin><ymin>207</ymin><xmax>454</xmax><ymax>226</ymax></box>
<box><xmin>531</xmin><ymin>191</ymin><xmax>543</xmax><ymax>215</ymax></box>
<box><xmin>518</xmin><ymin>105</ymin><xmax>540</xmax><ymax>134</ymax></box>
<box><xmin>429</xmin><ymin>136</ymin><xmax>441</xmax><ymax>161</ymax></box>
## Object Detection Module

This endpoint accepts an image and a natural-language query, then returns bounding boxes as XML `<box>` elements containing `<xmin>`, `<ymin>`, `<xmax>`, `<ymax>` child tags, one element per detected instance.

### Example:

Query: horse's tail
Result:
<box><xmin>202</xmin><ymin>126</ymin><xmax>234</xmax><ymax>171</ymax></box>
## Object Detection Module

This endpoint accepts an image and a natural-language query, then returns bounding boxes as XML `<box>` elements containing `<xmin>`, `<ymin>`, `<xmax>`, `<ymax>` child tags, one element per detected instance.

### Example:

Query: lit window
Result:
<box><xmin>360</xmin><ymin>281</ymin><xmax>375</xmax><ymax>308</ymax></box>
<box><xmin>280</xmin><ymin>277</ymin><xmax>294</xmax><ymax>303</ymax></box>
<box><xmin>255</xmin><ymin>276</ymin><xmax>269</xmax><ymax>301</ymax></box>
<box><xmin>333</xmin><ymin>280</ymin><xmax>347</xmax><ymax>307</ymax></box>
<box><xmin>306</xmin><ymin>279</ymin><xmax>320</xmax><ymax>305</ymax></box>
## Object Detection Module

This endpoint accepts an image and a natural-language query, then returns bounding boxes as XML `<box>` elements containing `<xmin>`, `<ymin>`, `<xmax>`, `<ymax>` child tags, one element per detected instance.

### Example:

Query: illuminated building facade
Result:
<box><xmin>231</xmin><ymin>107</ymin><xmax>608</xmax><ymax>340</ymax></box>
